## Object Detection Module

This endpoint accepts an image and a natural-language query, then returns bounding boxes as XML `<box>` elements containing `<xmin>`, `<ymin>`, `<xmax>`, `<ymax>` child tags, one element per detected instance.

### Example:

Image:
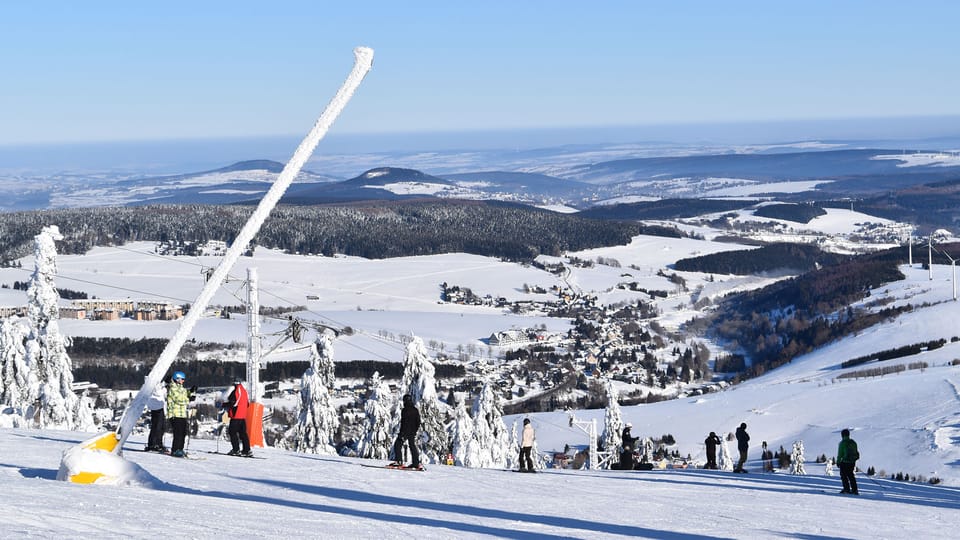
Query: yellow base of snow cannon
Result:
<box><xmin>58</xmin><ymin>431</ymin><xmax>123</xmax><ymax>484</ymax></box>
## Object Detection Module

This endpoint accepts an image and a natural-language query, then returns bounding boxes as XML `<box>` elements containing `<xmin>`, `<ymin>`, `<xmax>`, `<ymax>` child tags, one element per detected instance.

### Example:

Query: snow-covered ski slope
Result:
<box><xmin>2</xmin><ymin>428</ymin><xmax>957</xmax><ymax>539</ymax></box>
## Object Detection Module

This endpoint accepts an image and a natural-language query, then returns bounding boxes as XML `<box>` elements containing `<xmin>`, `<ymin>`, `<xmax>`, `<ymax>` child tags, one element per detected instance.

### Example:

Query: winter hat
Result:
<box><xmin>403</xmin><ymin>394</ymin><xmax>413</xmax><ymax>405</ymax></box>
<box><xmin>841</xmin><ymin>428</ymin><xmax>850</xmax><ymax>437</ymax></box>
<box><xmin>740</xmin><ymin>423</ymin><xmax>747</xmax><ymax>429</ymax></box>
<box><xmin>625</xmin><ymin>422</ymin><xmax>633</xmax><ymax>429</ymax></box>
<box><xmin>523</xmin><ymin>418</ymin><xmax>530</xmax><ymax>425</ymax></box>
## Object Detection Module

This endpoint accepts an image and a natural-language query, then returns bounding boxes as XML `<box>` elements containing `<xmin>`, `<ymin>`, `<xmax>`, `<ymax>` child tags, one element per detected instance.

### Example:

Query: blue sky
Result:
<box><xmin>2</xmin><ymin>1</ymin><xmax>959</xmax><ymax>147</ymax></box>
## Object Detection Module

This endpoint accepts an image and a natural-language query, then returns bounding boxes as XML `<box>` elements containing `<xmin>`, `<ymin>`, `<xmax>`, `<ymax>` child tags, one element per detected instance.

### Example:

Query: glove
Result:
<box><xmin>189</xmin><ymin>385</ymin><xmax>198</xmax><ymax>393</ymax></box>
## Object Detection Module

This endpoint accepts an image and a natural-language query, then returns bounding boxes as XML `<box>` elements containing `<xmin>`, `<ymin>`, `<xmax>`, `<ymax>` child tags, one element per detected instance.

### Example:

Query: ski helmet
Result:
<box><xmin>173</xmin><ymin>371</ymin><xmax>186</xmax><ymax>382</ymax></box>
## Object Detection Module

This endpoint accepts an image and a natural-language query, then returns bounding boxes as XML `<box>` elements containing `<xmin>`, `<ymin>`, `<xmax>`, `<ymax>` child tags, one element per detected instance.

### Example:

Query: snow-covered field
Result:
<box><xmin>2</xmin><ymin>223</ymin><xmax>960</xmax><ymax>534</ymax></box>
<box><xmin>3</xmin><ymin>428</ymin><xmax>957</xmax><ymax>539</ymax></box>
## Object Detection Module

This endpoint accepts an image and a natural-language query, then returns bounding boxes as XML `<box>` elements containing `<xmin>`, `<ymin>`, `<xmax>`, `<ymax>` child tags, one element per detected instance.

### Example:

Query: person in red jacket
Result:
<box><xmin>225</xmin><ymin>381</ymin><xmax>252</xmax><ymax>457</ymax></box>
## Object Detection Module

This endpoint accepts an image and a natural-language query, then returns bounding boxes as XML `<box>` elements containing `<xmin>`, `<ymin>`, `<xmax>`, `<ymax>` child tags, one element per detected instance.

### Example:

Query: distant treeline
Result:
<box><xmin>674</xmin><ymin>243</ymin><xmax>849</xmax><ymax>275</ymax></box>
<box><xmin>752</xmin><ymin>203</ymin><xmax>826</xmax><ymax>224</ymax></box>
<box><xmin>71</xmin><ymin>346</ymin><xmax>466</xmax><ymax>390</ymax></box>
<box><xmin>579</xmin><ymin>199</ymin><xmax>751</xmax><ymax>221</ymax></box>
<box><xmin>839</xmin><ymin>339</ymin><xmax>949</xmax><ymax>369</ymax></box>
<box><xmin>0</xmin><ymin>200</ymin><xmax>684</xmax><ymax>263</ymax></box>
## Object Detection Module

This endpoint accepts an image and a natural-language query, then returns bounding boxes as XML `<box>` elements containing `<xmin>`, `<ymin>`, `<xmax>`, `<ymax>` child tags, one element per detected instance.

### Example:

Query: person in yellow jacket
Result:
<box><xmin>166</xmin><ymin>371</ymin><xmax>194</xmax><ymax>457</ymax></box>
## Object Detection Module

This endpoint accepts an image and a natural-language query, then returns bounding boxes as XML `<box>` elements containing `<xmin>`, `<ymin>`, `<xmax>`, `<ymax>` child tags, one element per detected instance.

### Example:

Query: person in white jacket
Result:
<box><xmin>519</xmin><ymin>418</ymin><xmax>536</xmax><ymax>472</ymax></box>
<box><xmin>145</xmin><ymin>379</ymin><xmax>167</xmax><ymax>452</ymax></box>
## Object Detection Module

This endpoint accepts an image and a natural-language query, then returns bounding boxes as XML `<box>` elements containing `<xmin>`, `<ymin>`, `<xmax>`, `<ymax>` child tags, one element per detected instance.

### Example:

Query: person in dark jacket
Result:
<box><xmin>391</xmin><ymin>394</ymin><xmax>422</xmax><ymax>469</ymax></box>
<box><xmin>704</xmin><ymin>431</ymin><xmax>721</xmax><ymax>469</ymax></box>
<box><xmin>615</xmin><ymin>423</ymin><xmax>639</xmax><ymax>470</ymax></box>
<box><xmin>734</xmin><ymin>423</ymin><xmax>750</xmax><ymax>473</ymax></box>
<box><xmin>225</xmin><ymin>381</ymin><xmax>252</xmax><ymax>457</ymax></box>
<box><xmin>837</xmin><ymin>428</ymin><xmax>859</xmax><ymax>494</ymax></box>
<box><xmin>145</xmin><ymin>378</ymin><xmax>167</xmax><ymax>452</ymax></box>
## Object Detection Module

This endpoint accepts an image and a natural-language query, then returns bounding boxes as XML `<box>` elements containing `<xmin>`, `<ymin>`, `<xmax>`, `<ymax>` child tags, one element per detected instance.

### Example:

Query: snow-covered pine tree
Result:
<box><xmin>449</xmin><ymin>398</ymin><xmax>475</xmax><ymax>466</ymax></box>
<box><xmin>825</xmin><ymin>457</ymin><xmax>835</xmax><ymax>476</ymax></box>
<box><xmin>790</xmin><ymin>440</ymin><xmax>806</xmax><ymax>475</ymax></box>
<box><xmin>391</xmin><ymin>335</ymin><xmax>449</xmax><ymax>464</ymax></box>
<box><xmin>355</xmin><ymin>371</ymin><xmax>393</xmax><ymax>460</ymax></box>
<box><xmin>291</xmin><ymin>332</ymin><xmax>340</xmax><ymax>454</ymax></box>
<box><xmin>470</xmin><ymin>379</ymin><xmax>510</xmax><ymax>468</ymax></box>
<box><xmin>0</xmin><ymin>317</ymin><xmax>30</xmax><ymax>424</ymax></box>
<box><xmin>718</xmin><ymin>436</ymin><xmax>735</xmax><ymax>471</ymax></box>
<box><xmin>530</xmin><ymin>434</ymin><xmax>546</xmax><ymax>471</ymax></box>
<box><xmin>24</xmin><ymin>225</ymin><xmax>87</xmax><ymax>430</ymax></box>
<box><xmin>313</xmin><ymin>332</ymin><xmax>336</xmax><ymax>389</ymax></box>
<box><xmin>506</xmin><ymin>418</ymin><xmax>520</xmax><ymax>470</ymax></box>
<box><xmin>600</xmin><ymin>378</ymin><xmax>623</xmax><ymax>466</ymax></box>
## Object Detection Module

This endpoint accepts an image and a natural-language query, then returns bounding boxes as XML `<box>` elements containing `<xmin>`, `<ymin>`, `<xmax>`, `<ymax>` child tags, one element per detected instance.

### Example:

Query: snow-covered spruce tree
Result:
<box><xmin>312</xmin><ymin>332</ymin><xmax>336</xmax><ymax>389</ymax></box>
<box><xmin>825</xmin><ymin>457</ymin><xmax>835</xmax><ymax>476</ymax></box>
<box><xmin>355</xmin><ymin>371</ymin><xmax>393</xmax><ymax>460</ymax></box>
<box><xmin>506</xmin><ymin>419</ymin><xmax>520</xmax><ymax>470</ymax></box>
<box><xmin>449</xmin><ymin>398</ymin><xmax>475</xmax><ymax>466</ymax></box>
<box><xmin>391</xmin><ymin>336</ymin><xmax>449</xmax><ymax>464</ymax></box>
<box><xmin>718</xmin><ymin>436</ymin><xmax>735</xmax><ymax>471</ymax></box>
<box><xmin>291</xmin><ymin>332</ymin><xmax>339</xmax><ymax>454</ymax></box>
<box><xmin>24</xmin><ymin>226</ymin><xmax>88</xmax><ymax>430</ymax></box>
<box><xmin>0</xmin><ymin>317</ymin><xmax>30</xmax><ymax>423</ymax></box>
<box><xmin>790</xmin><ymin>440</ymin><xmax>806</xmax><ymax>475</ymax></box>
<box><xmin>470</xmin><ymin>380</ymin><xmax>510</xmax><ymax>468</ymax></box>
<box><xmin>600</xmin><ymin>378</ymin><xmax>623</xmax><ymax>466</ymax></box>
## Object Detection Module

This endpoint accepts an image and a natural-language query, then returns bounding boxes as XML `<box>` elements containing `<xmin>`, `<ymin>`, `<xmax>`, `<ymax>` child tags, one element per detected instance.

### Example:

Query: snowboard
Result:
<box><xmin>206</xmin><ymin>451</ymin><xmax>266</xmax><ymax>459</ymax></box>
<box><xmin>385</xmin><ymin>463</ymin><xmax>426</xmax><ymax>471</ymax></box>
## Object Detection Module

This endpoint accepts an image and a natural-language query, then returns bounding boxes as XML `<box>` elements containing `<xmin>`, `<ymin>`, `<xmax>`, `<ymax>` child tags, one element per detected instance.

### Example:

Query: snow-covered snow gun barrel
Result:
<box><xmin>59</xmin><ymin>47</ymin><xmax>374</xmax><ymax>484</ymax></box>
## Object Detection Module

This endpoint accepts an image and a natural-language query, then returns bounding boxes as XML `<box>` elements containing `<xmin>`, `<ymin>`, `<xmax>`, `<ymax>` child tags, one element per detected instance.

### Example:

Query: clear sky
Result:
<box><xmin>2</xmin><ymin>0</ymin><xmax>959</xmax><ymax>147</ymax></box>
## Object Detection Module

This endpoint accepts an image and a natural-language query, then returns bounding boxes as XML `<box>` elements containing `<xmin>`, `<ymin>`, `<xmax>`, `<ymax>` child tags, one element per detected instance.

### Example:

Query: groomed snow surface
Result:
<box><xmin>3</xmin><ymin>429</ymin><xmax>957</xmax><ymax>539</ymax></box>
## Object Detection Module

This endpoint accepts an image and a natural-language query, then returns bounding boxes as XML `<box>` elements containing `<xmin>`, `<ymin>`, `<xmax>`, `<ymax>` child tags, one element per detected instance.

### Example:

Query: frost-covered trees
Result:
<box><xmin>469</xmin><ymin>380</ymin><xmax>510</xmax><ymax>468</ymax></box>
<box><xmin>449</xmin><ymin>398</ymin><xmax>475</xmax><ymax>466</ymax></box>
<box><xmin>719</xmin><ymin>436</ymin><xmax>735</xmax><ymax>471</ymax></box>
<box><xmin>23</xmin><ymin>226</ymin><xmax>91</xmax><ymax>430</ymax></box>
<box><xmin>355</xmin><ymin>371</ymin><xmax>392</xmax><ymax>460</ymax></box>
<box><xmin>790</xmin><ymin>440</ymin><xmax>806</xmax><ymax>475</ymax></box>
<box><xmin>392</xmin><ymin>336</ymin><xmax>448</xmax><ymax>464</ymax></box>
<box><xmin>291</xmin><ymin>332</ymin><xmax>339</xmax><ymax>454</ymax></box>
<box><xmin>600</xmin><ymin>378</ymin><xmax>623</xmax><ymax>463</ymax></box>
<box><xmin>0</xmin><ymin>317</ymin><xmax>30</xmax><ymax>423</ymax></box>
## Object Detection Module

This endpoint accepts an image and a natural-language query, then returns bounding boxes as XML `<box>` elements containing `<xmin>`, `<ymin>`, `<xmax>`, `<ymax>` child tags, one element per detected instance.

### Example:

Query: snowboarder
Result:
<box><xmin>145</xmin><ymin>378</ymin><xmax>167</xmax><ymax>452</ymax></box>
<box><xmin>614</xmin><ymin>423</ymin><xmax>638</xmax><ymax>470</ymax></box>
<box><xmin>519</xmin><ymin>418</ymin><xmax>535</xmax><ymax>472</ymax></box>
<box><xmin>166</xmin><ymin>371</ymin><xmax>194</xmax><ymax>457</ymax></box>
<box><xmin>391</xmin><ymin>394</ymin><xmax>422</xmax><ymax>470</ymax></box>
<box><xmin>704</xmin><ymin>431</ymin><xmax>721</xmax><ymax>469</ymax></box>
<box><xmin>224</xmin><ymin>381</ymin><xmax>252</xmax><ymax>457</ymax></box>
<box><xmin>734</xmin><ymin>423</ymin><xmax>750</xmax><ymax>473</ymax></box>
<box><xmin>837</xmin><ymin>428</ymin><xmax>860</xmax><ymax>495</ymax></box>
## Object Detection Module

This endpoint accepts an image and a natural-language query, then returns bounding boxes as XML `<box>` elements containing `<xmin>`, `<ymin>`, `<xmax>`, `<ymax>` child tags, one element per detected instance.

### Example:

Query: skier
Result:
<box><xmin>704</xmin><ymin>431</ymin><xmax>721</xmax><ymax>469</ymax></box>
<box><xmin>144</xmin><ymin>378</ymin><xmax>167</xmax><ymax>452</ymax></box>
<box><xmin>761</xmin><ymin>441</ymin><xmax>774</xmax><ymax>472</ymax></box>
<box><xmin>224</xmin><ymin>381</ymin><xmax>252</xmax><ymax>457</ymax></box>
<box><xmin>519</xmin><ymin>418</ymin><xmax>535</xmax><ymax>472</ymax></box>
<box><xmin>390</xmin><ymin>394</ymin><xmax>422</xmax><ymax>470</ymax></box>
<box><xmin>734</xmin><ymin>423</ymin><xmax>750</xmax><ymax>473</ymax></box>
<box><xmin>166</xmin><ymin>371</ymin><xmax>194</xmax><ymax>457</ymax></box>
<box><xmin>837</xmin><ymin>428</ymin><xmax>860</xmax><ymax>495</ymax></box>
<box><xmin>615</xmin><ymin>423</ymin><xmax>638</xmax><ymax>470</ymax></box>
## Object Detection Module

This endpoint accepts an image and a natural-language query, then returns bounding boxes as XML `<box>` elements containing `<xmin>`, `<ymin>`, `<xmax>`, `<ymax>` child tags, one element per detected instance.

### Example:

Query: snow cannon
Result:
<box><xmin>55</xmin><ymin>45</ymin><xmax>373</xmax><ymax>486</ymax></box>
<box><xmin>57</xmin><ymin>431</ymin><xmax>126</xmax><ymax>484</ymax></box>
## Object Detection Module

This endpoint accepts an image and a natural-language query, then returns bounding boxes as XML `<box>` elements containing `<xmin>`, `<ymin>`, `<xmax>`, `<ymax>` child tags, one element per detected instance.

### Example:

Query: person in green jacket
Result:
<box><xmin>167</xmin><ymin>371</ymin><xmax>194</xmax><ymax>457</ymax></box>
<box><xmin>837</xmin><ymin>428</ymin><xmax>859</xmax><ymax>495</ymax></box>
